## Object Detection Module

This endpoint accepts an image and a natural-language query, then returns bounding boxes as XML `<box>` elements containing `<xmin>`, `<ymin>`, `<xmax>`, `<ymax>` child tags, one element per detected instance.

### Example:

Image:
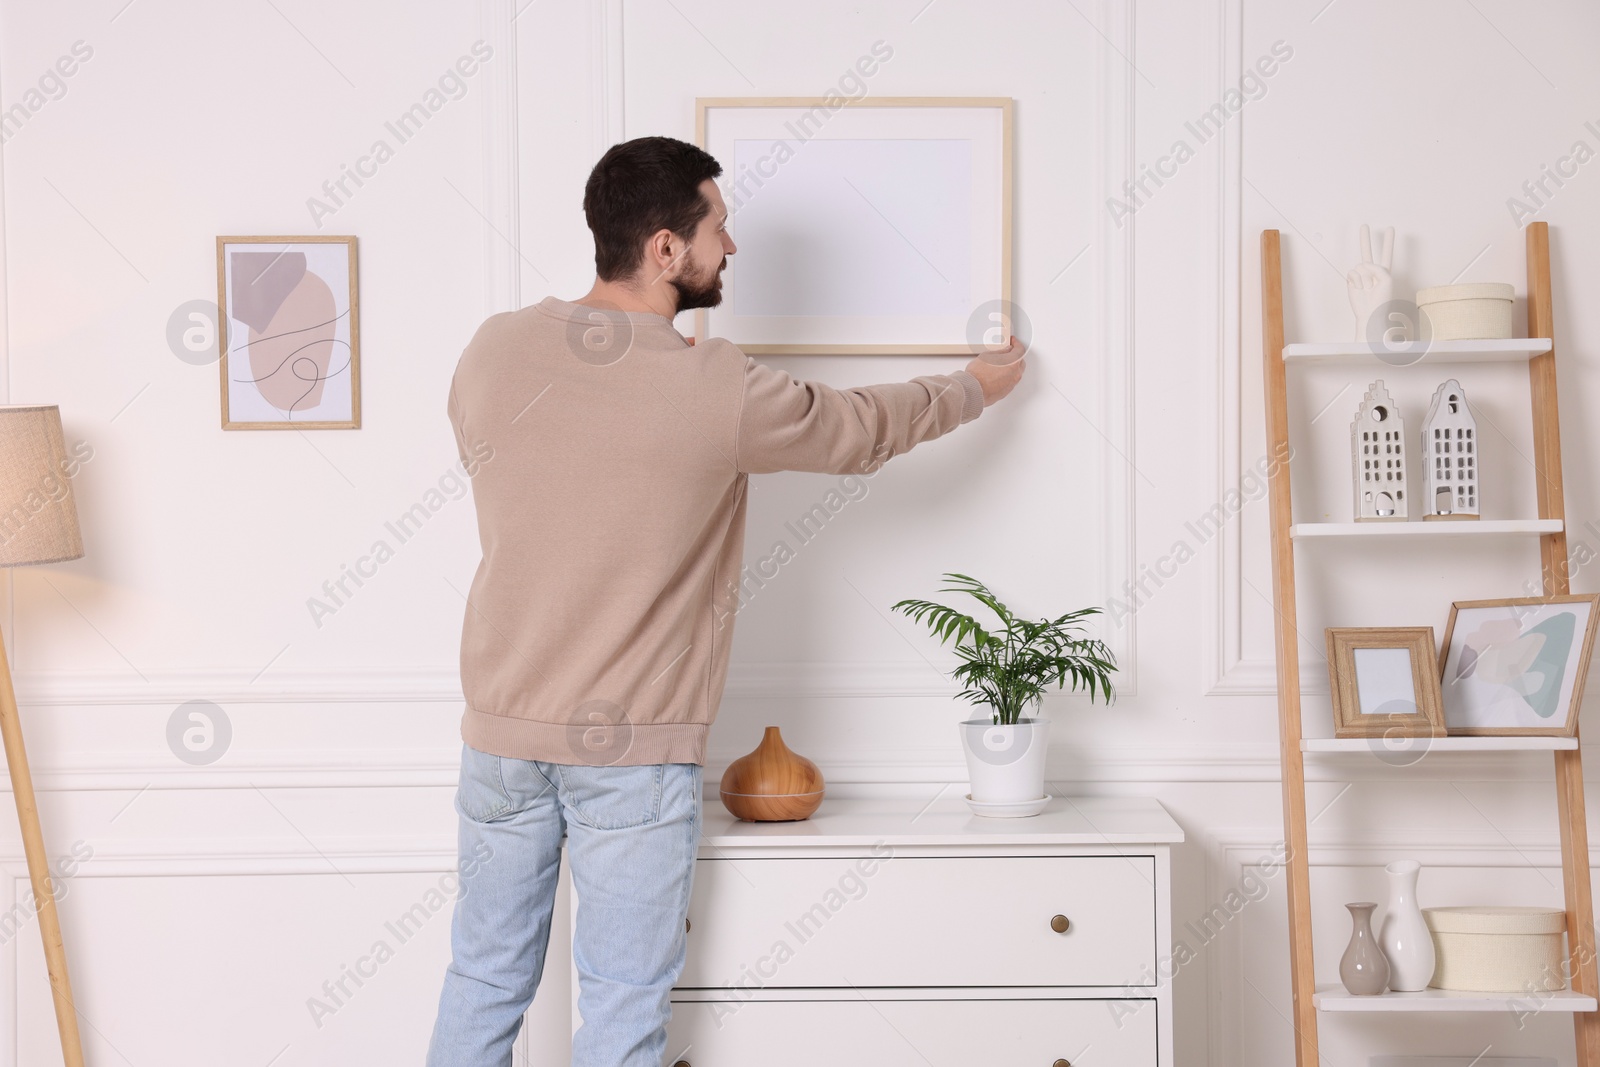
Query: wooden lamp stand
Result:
<box><xmin>0</xmin><ymin>404</ymin><xmax>90</xmax><ymax>1067</ymax></box>
<box><xmin>0</xmin><ymin>624</ymin><xmax>84</xmax><ymax>1066</ymax></box>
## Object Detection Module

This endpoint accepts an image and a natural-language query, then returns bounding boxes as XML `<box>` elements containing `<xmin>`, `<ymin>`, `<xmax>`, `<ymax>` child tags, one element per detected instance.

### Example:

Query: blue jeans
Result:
<box><xmin>426</xmin><ymin>743</ymin><xmax>703</xmax><ymax>1067</ymax></box>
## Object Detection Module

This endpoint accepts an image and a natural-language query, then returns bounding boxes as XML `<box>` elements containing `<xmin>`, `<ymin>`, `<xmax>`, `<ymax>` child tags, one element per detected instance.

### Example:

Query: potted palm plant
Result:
<box><xmin>893</xmin><ymin>573</ymin><xmax>1116</xmax><ymax>817</ymax></box>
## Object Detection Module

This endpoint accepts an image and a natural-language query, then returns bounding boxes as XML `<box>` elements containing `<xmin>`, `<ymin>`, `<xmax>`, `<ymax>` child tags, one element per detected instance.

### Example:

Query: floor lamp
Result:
<box><xmin>0</xmin><ymin>405</ymin><xmax>86</xmax><ymax>1067</ymax></box>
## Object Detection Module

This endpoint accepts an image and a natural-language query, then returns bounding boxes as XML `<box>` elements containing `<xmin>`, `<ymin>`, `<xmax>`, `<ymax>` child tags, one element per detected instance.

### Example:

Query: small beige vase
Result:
<box><xmin>1340</xmin><ymin>902</ymin><xmax>1390</xmax><ymax>995</ymax></box>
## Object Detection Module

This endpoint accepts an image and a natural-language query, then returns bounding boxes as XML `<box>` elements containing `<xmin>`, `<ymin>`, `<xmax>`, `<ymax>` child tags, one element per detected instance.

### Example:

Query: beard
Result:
<box><xmin>669</xmin><ymin>249</ymin><xmax>725</xmax><ymax>313</ymax></box>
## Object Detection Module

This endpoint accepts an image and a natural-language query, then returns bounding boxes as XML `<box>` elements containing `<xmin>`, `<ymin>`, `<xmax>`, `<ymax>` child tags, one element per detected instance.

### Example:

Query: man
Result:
<box><xmin>427</xmin><ymin>135</ymin><xmax>1024</xmax><ymax>1066</ymax></box>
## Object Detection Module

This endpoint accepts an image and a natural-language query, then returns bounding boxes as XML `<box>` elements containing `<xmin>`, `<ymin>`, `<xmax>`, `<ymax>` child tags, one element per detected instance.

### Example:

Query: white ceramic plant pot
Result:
<box><xmin>960</xmin><ymin>716</ymin><xmax>1051</xmax><ymax>804</ymax></box>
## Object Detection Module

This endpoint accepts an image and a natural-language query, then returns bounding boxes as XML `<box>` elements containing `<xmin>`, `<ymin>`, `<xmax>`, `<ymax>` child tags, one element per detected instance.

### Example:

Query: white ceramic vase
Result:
<box><xmin>959</xmin><ymin>716</ymin><xmax>1050</xmax><ymax>804</ymax></box>
<box><xmin>1379</xmin><ymin>859</ymin><xmax>1435</xmax><ymax>991</ymax></box>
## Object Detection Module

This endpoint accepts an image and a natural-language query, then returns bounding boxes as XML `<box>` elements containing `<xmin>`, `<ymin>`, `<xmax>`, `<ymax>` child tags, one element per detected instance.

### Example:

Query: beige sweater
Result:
<box><xmin>447</xmin><ymin>296</ymin><xmax>985</xmax><ymax>766</ymax></box>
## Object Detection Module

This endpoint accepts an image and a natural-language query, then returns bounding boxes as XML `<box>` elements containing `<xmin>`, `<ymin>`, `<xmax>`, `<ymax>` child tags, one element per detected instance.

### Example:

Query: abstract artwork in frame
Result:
<box><xmin>216</xmin><ymin>235</ymin><xmax>361</xmax><ymax>429</ymax></box>
<box><xmin>695</xmin><ymin>97</ymin><xmax>1012</xmax><ymax>355</ymax></box>
<box><xmin>1439</xmin><ymin>594</ymin><xmax>1600</xmax><ymax>737</ymax></box>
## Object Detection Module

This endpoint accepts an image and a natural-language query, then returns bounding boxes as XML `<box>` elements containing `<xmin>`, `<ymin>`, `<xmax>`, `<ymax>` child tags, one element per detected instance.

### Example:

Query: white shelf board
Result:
<box><xmin>1283</xmin><ymin>338</ymin><xmax>1552</xmax><ymax>364</ymax></box>
<box><xmin>1314</xmin><ymin>983</ymin><xmax>1595</xmax><ymax>1012</ymax></box>
<box><xmin>1290</xmin><ymin>519</ymin><xmax>1562</xmax><ymax>539</ymax></box>
<box><xmin>1303</xmin><ymin>737</ymin><xmax>1578</xmax><ymax>753</ymax></box>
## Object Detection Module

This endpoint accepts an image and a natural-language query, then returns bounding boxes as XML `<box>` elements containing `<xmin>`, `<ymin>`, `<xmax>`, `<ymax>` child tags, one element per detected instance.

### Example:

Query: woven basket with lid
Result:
<box><xmin>1423</xmin><ymin>905</ymin><xmax>1566</xmax><ymax>992</ymax></box>
<box><xmin>1415</xmin><ymin>282</ymin><xmax>1514</xmax><ymax>341</ymax></box>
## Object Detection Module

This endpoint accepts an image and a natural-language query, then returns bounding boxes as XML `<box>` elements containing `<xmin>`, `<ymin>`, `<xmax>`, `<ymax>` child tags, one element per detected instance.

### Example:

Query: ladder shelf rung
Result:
<box><xmin>1302</xmin><ymin>736</ymin><xmax>1579</xmax><ymax>753</ymax></box>
<box><xmin>1289</xmin><ymin>519</ymin><xmax>1562</xmax><ymax>539</ymax></box>
<box><xmin>1314</xmin><ymin>984</ymin><xmax>1596</xmax><ymax>1013</ymax></box>
<box><xmin>1283</xmin><ymin>338</ymin><xmax>1552</xmax><ymax>364</ymax></box>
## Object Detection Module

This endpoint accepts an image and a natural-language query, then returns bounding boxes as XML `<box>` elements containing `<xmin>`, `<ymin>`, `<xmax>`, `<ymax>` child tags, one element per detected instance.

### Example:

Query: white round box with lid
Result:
<box><xmin>1423</xmin><ymin>905</ymin><xmax>1567</xmax><ymax>992</ymax></box>
<box><xmin>1415</xmin><ymin>282</ymin><xmax>1514</xmax><ymax>341</ymax></box>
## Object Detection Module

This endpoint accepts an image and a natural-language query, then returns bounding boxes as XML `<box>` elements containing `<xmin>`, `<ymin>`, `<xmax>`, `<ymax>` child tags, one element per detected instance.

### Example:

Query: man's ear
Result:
<box><xmin>649</xmin><ymin>229</ymin><xmax>679</xmax><ymax>275</ymax></box>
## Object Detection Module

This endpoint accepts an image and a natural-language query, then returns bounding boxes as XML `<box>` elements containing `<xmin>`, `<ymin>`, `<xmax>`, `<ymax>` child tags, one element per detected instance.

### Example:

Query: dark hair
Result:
<box><xmin>583</xmin><ymin>136</ymin><xmax>723</xmax><ymax>283</ymax></box>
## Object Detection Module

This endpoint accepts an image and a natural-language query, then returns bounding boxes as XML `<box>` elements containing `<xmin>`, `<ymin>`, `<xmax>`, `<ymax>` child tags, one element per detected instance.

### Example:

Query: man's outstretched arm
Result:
<box><xmin>732</xmin><ymin>337</ymin><xmax>1027</xmax><ymax>476</ymax></box>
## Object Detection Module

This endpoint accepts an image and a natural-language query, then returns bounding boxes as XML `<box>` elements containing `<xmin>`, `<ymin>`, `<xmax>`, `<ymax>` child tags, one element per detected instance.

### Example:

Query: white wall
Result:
<box><xmin>0</xmin><ymin>0</ymin><xmax>1597</xmax><ymax>1063</ymax></box>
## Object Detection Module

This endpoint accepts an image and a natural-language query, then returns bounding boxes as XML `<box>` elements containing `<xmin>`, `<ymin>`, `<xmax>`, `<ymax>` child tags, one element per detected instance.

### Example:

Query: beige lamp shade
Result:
<box><xmin>0</xmin><ymin>406</ymin><xmax>83</xmax><ymax>567</ymax></box>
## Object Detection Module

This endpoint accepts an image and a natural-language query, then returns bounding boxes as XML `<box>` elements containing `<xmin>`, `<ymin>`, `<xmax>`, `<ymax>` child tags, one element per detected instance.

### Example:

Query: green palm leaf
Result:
<box><xmin>892</xmin><ymin>573</ymin><xmax>1118</xmax><ymax>725</ymax></box>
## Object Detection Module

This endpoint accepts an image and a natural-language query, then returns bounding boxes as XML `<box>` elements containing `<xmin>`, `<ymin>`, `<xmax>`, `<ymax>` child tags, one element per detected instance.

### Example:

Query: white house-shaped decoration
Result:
<box><xmin>1352</xmin><ymin>380</ymin><xmax>1408</xmax><ymax>521</ymax></box>
<box><xmin>1421</xmin><ymin>378</ymin><xmax>1479</xmax><ymax>520</ymax></box>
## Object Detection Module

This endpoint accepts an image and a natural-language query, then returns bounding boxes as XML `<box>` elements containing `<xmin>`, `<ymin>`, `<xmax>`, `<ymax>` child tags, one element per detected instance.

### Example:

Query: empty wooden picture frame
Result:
<box><xmin>1439</xmin><ymin>594</ymin><xmax>1600</xmax><ymax>736</ymax></box>
<box><xmin>1326</xmin><ymin>627</ymin><xmax>1446</xmax><ymax>739</ymax></box>
<box><xmin>694</xmin><ymin>96</ymin><xmax>1012</xmax><ymax>354</ymax></box>
<box><xmin>217</xmin><ymin>235</ymin><xmax>361</xmax><ymax>429</ymax></box>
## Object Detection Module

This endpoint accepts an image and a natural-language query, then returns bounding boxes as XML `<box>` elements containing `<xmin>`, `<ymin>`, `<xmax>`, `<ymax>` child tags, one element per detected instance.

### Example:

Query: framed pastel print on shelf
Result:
<box><xmin>1325</xmin><ymin>627</ymin><xmax>1447</xmax><ymax>739</ymax></box>
<box><xmin>694</xmin><ymin>97</ymin><xmax>1011</xmax><ymax>355</ymax></box>
<box><xmin>216</xmin><ymin>235</ymin><xmax>361</xmax><ymax>430</ymax></box>
<box><xmin>1439</xmin><ymin>594</ymin><xmax>1600</xmax><ymax>737</ymax></box>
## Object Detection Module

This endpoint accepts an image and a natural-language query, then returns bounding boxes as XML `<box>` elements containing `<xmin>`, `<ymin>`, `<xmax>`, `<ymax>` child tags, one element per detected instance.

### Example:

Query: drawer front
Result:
<box><xmin>679</xmin><ymin>856</ymin><xmax>1155</xmax><ymax>989</ymax></box>
<box><xmin>665</xmin><ymin>997</ymin><xmax>1157</xmax><ymax>1066</ymax></box>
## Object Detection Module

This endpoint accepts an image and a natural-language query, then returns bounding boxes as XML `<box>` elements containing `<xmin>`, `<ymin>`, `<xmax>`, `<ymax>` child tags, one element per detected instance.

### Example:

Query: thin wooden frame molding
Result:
<box><xmin>1439</xmin><ymin>594</ymin><xmax>1600</xmax><ymax>737</ymax></box>
<box><xmin>694</xmin><ymin>97</ymin><xmax>1013</xmax><ymax>355</ymax></box>
<box><xmin>216</xmin><ymin>235</ymin><xmax>362</xmax><ymax>430</ymax></box>
<box><xmin>1325</xmin><ymin>626</ymin><xmax>1446</xmax><ymax>739</ymax></box>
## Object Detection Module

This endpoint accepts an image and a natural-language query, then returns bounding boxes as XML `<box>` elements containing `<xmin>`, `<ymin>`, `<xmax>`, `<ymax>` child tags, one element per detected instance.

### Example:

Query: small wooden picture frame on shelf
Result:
<box><xmin>1326</xmin><ymin>627</ymin><xmax>1447</xmax><ymax>739</ymax></box>
<box><xmin>1439</xmin><ymin>594</ymin><xmax>1600</xmax><ymax>737</ymax></box>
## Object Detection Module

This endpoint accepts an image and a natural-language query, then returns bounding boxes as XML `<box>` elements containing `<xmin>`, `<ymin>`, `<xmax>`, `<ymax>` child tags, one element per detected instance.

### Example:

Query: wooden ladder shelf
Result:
<box><xmin>1260</xmin><ymin>221</ymin><xmax>1600</xmax><ymax>1062</ymax></box>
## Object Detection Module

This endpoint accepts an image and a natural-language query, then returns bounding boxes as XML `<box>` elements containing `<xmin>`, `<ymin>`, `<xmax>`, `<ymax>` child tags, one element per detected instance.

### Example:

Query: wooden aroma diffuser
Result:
<box><xmin>719</xmin><ymin>726</ymin><xmax>825</xmax><ymax>821</ymax></box>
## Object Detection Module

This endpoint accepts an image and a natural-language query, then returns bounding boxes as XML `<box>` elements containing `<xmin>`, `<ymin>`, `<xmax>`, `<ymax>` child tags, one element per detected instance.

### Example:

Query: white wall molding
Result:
<box><xmin>13</xmin><ymin>664</ymin><xmax>468</xmax><ymax>705</ymax></box>
<box><xmin>1205</xmin><ymin>831</ymin><xmax>1304</xmax><ymax>1067</ymax></box>
<box><xmin>1202</xmin><ymin>0</ymin><xmax>1278</xmax><ymax>697</ymax></box>
<box><xmin>0</xmin><ymin>841</ymin><xmax>459</xmax><ymax>880</ymax></box>
<box><xmin>9</xmin><ymin>659</ymin><xmax>962</xmax><ymax>706</ymax></box>
<box><xmin>1098</xmin><ymin>0</ymin><xmax>1140</xmax><ymax>693</ymax></box>
<box><xmin>590</xmin><ymin>0</ymin><xmax>625</xmax><ymax>153</ymax></box>
<box><xmin>1199</xmin><ymin>0</ymin><xmax>1330</xmax><ymax>698</ymax></box>
<box><xmin>0</xmin><ymin>846</ymin><xmax>464</xmax><ymax>1067</ymax></box>
<box><xmin>0</xmin><ymin>842</ymin><xmax>465</xmax><ymax>1066</ymax></box>
<box><xmin>4</xmin><ymin>737</ymin><xmax>1582</xmax><ymax>792</ymax></box>
<box><xmin>480</xmin><ymin>0</ymin><xmax>522</xmax><ymax>314</ymax></box>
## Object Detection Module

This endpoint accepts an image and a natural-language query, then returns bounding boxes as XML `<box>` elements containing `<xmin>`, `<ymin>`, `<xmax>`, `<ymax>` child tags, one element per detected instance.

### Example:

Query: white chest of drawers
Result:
<box><xmin>664</xmin><ymin>795</ymin><xmax>1183</xmax><ymax>1067</ymax></box>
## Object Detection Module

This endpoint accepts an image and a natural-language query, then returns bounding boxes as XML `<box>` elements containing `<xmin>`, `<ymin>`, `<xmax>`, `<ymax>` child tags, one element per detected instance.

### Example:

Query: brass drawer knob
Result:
<box><xmin>1054</xmin><ymin>1060</ymin><xmax>1072</xmax><ymax>1067</ymax></box>
<box><xmin>1050</xmin><ymin>914</ymin><xmax>1071</xmax><ymax>933</ymax></box>
<box><xmin>673</xmin><ymin>1062</ymin><xmax>691</xmax><ymax>1067</ymax></box>
<box><xmin>685</xmin><ymin>918</ymin><xmax>691</xmax><ymax>932</ymax></box>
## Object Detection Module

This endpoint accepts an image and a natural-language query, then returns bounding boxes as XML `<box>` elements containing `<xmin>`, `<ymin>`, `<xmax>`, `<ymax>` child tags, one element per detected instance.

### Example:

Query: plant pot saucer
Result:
<box><xmin>964</xmin><ymin>793</ymin><xmax>1050</xmax><ymax>818</ymax></box>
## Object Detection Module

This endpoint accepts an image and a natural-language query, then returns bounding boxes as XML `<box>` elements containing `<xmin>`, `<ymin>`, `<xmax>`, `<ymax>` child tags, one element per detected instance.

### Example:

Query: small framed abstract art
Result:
<box><xmin>216</xmin><ymin>235</ymin><xmax>361</xmax><ymax>429</ymax></box>
<box><xmin>1439</xmin><ymin>594</ymin><xmax>1600</xmax><ymax>737</ymax></box>
<box><xmin>694</xmin><ymin>96</ymin><xmax>1012</xmax><ymax>354</ymax></box>
<box><xmin>1326</xmin><ymin>627</ymin><xmax>1447</xmax><ymax>739</ymax></box>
